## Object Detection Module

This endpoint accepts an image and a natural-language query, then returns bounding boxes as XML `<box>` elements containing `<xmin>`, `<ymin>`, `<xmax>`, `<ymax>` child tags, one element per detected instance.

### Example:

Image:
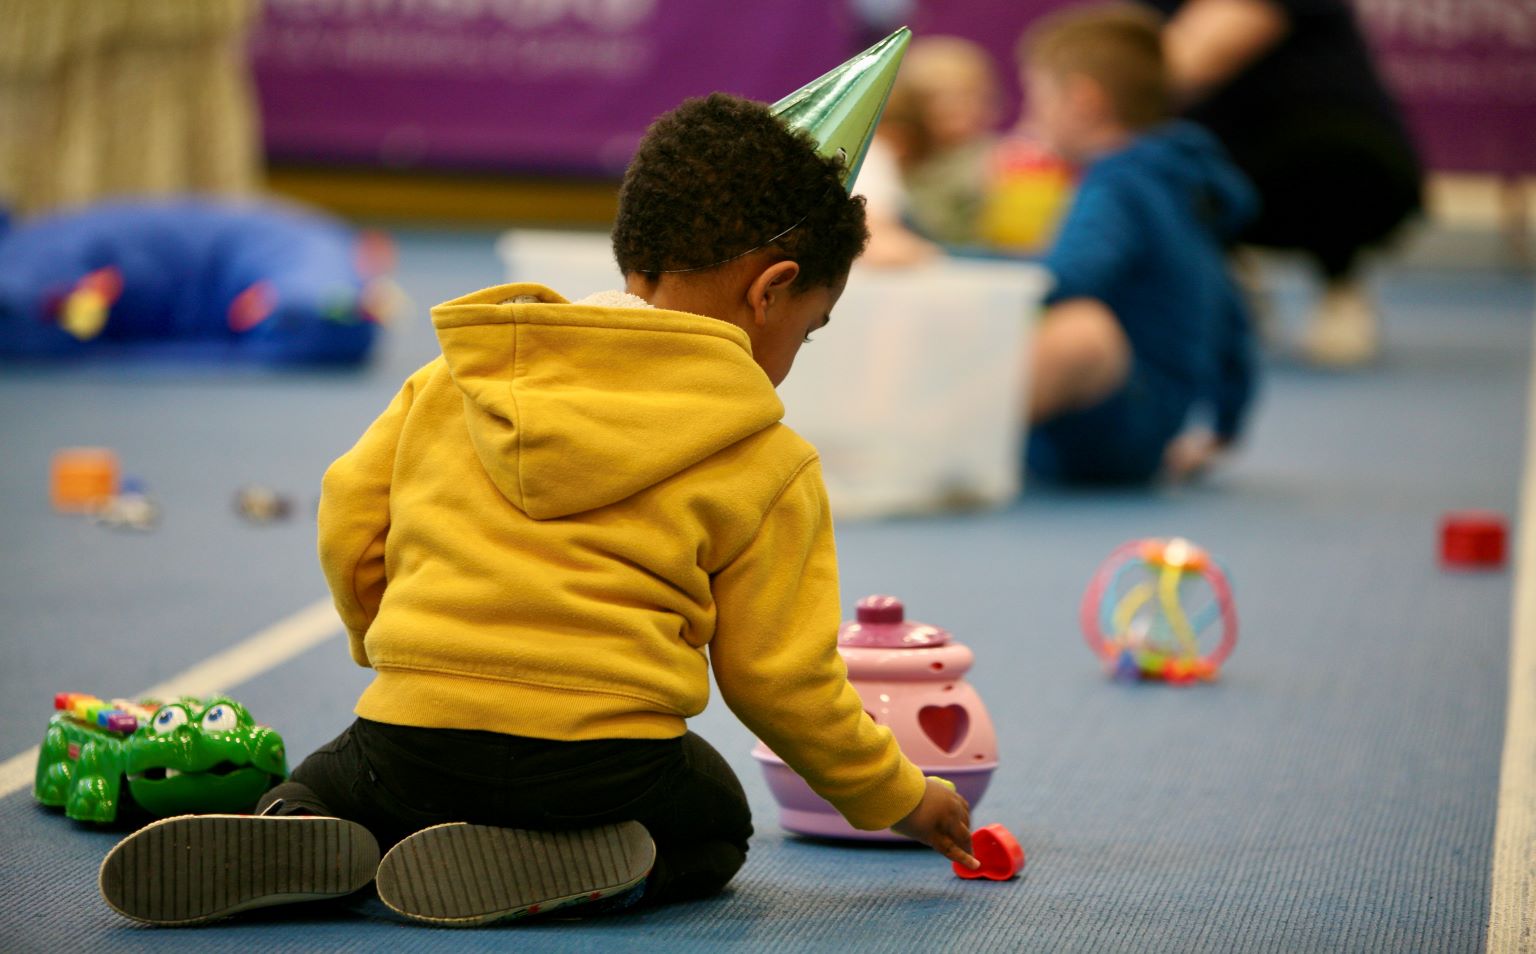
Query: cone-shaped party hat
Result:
<box><xmin>771</xmin><ymin>27</ymin><xmax>911</xmax><ymax>192</ymax></box>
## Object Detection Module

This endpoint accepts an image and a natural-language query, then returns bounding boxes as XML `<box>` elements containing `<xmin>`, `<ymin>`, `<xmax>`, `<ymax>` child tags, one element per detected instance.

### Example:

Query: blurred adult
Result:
<box><xmin>1141</xmin><ymin>0</ymin><xmax>1423</xmax><ymax>366</ymax></box>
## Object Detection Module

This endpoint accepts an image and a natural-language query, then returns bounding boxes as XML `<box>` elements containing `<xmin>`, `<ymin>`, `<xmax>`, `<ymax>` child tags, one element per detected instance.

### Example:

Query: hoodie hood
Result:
<box><xmin>1115</xmin><ymin>121</ymin><xmax>1258</xmax><ymax>239</ymax></box>
<box><xmin>431</xmin><ymin>283</ymin><xmax>784</xmax><ymax>520</ymax></box>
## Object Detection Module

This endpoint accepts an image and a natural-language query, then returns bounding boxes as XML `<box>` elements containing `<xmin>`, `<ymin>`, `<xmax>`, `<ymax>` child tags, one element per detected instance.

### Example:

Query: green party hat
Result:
<box><xmin>771</xmin><ymin>27</ymin><xmax>911</xmax><ymax>192</ymax></box>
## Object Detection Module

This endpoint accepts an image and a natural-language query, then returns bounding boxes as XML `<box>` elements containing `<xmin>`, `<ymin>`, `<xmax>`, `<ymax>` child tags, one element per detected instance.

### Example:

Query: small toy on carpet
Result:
<box><xmin>1439</xmin><ymin>511</ymin><xmax>1506</xmax><ymax>570</ymax></box>
<box><xmin>754</xmin><ymin>595</ymin><xmax>998</xmax><ymax>839</ymax></box>
<box><xmin>95</xmin><ymin>477</ymin><xmax>159</xmax><ymax>531</ymax></box>
<box><xmin>1080</xmin><ymin>537</ymin><xmax>1237</xmax><ymax>684</ymax></box>
<box><xmin>50</xmin><ymin>447</ymin><xmax>119</xmax><ymax>513</ymax></box>
<box><xmin>953</xmin><ymin>822</ymin><xmax>1024</xmax><ymax>880</ymax></box>
<box><xmin>35</xmin><ymin>692</ymin><xmax>286</xmax><ymax>823</ymax></box>
<box><xmin>234</xmin><ymin>485</ymin><xmax>294</xmax><ymax>523</ymax></box>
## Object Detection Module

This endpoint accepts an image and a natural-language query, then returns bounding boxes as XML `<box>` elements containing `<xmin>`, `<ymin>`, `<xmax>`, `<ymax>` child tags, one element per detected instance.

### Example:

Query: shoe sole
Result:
<box><xmin>376</xmin><ymin>821</ymin><xmax>654</xmax><ymax>926</ymax></box>
<box><xmin>98</xmin><ymin>814</ymin><xmax>380</xmax><ymax>926</ymax></box>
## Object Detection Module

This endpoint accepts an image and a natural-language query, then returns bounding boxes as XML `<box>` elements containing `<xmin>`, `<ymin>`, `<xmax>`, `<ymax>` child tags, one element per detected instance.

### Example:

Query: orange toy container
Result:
<box><xmin>50</xmin><ymin>447</ymin><xmax>119</xmax><ymax>512</ymax></box>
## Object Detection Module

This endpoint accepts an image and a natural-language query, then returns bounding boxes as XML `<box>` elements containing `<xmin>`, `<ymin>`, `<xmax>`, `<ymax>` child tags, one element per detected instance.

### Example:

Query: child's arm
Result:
<box><xmin>1028</xmin><ymin>183</ymin><xmax>1139</xmax><ymax>424</ymax></box>
<box><xmin>317</xmin><ymin>361</ymin><xmax>436</xmax><ymax>666</ymax></box>
<box><xmin>709</xmin><ymin>457</ymin><xmax>970</xmax><ymax>864</ymax></box>
<box><xmin>1042</xmin><ymin>178</ymin><xmax>1136</xmax><ymax>308</ymax></box>
<box><xmin>1210</xmin><ymin>284</ymin><xmax>1256</xmax><ymax>444</ymax></box>
<box><xmin>1164</xmin><ymin>286</ymin><xmax>1256</xmax><ymax>480</ymax></box>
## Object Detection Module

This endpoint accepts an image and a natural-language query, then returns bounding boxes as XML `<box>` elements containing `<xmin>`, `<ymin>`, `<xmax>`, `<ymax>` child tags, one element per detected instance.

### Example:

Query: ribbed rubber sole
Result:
<box><xmin>98</xmin><ymin>814</ymin><xmax>380</xmax><ymax>926</ymax></box>
<box><xmin>375</xmin><ymin>821</ymin><xmax>655</xmax><ymax>926</ymax></box>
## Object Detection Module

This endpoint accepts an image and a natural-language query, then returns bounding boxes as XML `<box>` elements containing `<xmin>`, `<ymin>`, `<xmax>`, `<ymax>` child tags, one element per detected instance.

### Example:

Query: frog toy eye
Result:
<box><xmin>200</xmin><ymin>703</ymin><xmax>238</xmax><ymax>734</ymax></box>
<box><xmin>151</xmin><ymin>706</ymin><xmax>190</xmax><ymax>735</ymax></box>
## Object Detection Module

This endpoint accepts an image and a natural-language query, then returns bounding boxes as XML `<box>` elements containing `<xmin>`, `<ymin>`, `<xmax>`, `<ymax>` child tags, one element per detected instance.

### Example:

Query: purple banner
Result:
<box><xmin>1355</xmin><ymin>0</ymin><xmax>1536</xmax><ymax>175</ymax></box>
<box><xmin>904</xmin><ymin>0</ymin><xmax>1076</xmax><ymax>131</ymax></box>
<box><xmin>252</xmin><ymin>0</ymin><xmax>1536</xmax><ymax>176</ymax></box>
<box><xmin>252</xmin><ymin>0</ymin><xmax>856</xmax><ymax>175</ymax></box>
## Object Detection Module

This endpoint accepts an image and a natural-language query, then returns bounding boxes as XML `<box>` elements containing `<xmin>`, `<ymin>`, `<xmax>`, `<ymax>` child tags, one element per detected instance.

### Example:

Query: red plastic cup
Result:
<box><xmin>1440</xmin><ymin>511</ymin><xmax>1507</xmax><ymax>569</ymax></box>
<box><xmin>954</xmin><ymin>823</ymin><xmax>1025</xmax><ymax>880</ymax></box>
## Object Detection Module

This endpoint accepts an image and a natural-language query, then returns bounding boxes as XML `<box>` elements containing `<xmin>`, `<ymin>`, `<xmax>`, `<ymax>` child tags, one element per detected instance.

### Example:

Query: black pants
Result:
<box><xmin>258</xmin><ymin>718</ymin><xmax>753</xmax><ymax>908</ymax></box>
<box><xmin>1226</xmin><ymin>111</ymin><xmax>1423</xmax><ymax>280</ymax></box>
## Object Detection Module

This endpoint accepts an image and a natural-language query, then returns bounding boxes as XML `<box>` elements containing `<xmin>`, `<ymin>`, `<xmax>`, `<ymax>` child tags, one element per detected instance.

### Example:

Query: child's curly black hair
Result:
<box><xmin>613</xmin><ymin>92</ymin><xmax>869</xmax><ymax>289</ymax></box>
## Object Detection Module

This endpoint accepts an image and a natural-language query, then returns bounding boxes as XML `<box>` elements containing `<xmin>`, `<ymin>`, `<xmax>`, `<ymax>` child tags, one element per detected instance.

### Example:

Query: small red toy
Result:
<box><xmin>954</xmin><ymin>823</ymin><xmax>1024</xmax><ymax>880</ymax></box>
<box><xmin>1440</xmin><ymin>511</ymin><xmax>1506</xmax><ymax>569</ymax></box>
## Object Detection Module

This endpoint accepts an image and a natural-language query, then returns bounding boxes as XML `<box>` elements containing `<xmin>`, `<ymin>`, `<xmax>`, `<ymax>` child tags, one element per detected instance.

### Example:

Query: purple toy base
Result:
<box><xmin>754</xmin><ymin>750</ymin><xmax>995</xmax><ymax>841</ymax></box>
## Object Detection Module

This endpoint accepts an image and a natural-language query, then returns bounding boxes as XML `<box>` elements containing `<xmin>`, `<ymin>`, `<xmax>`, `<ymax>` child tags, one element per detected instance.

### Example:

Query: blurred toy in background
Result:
<box><xmin>234</xmin><ymin>485</ymin><xmax>295</xmax><ymax>524</ymax></box>
<box><xmin>49</xmin><ymin>448</ymin><xmax>158</xmax><ymax>530</ymax></box>
<box><xmin>1440</xmin><ymin>511</ymin><xmax>1507</xmax><ymax>570</ymax></box>
<box><xmin>94</xmin><ymin>477</ymin><xmax>160</xmax><ymax>532</ymax></box>
<box><xmin>50</xmin><ymin>447</ymin><xmax>119</xmax><ymax>513</ymax></box>
<box><xmin>1081</xmin><ymin>538</ymin><xmax>1237</xmax><ymax>684</ymax></box>
<box><xmin>0</xmin><ymin>200</ymin><xmax>398</xmax><ymax>365</ymax></box>
<box><xmin>976</xmin><ymin>134</ymin><xmax>1076</xmax><ymax>254</ymax></box>
<box><xmin>35</xmin><ymin>692</ymin><xmax>286</xmax><ymax>824</ymax></box>
<box><xmin>754</xmin><ymin>596</ymin><xmax>998</xmax><ymax>839</ymax></box>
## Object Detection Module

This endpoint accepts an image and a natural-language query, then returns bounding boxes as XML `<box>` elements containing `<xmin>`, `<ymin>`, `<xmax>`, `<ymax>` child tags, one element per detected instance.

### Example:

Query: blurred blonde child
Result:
<box><xmin>895</xmin><ymin>36</ymin><xmax>1003</xmax><ymax>247</ymax></box>
<box><xmin>1020</xmin><ymin>3</ymin><xmax>1259</xmax><ymax>483</ymax></box>
<box><xmin>862</xmin><ymin>34</ymin><xmax>1075</xmax><ymax>261</ymax></box>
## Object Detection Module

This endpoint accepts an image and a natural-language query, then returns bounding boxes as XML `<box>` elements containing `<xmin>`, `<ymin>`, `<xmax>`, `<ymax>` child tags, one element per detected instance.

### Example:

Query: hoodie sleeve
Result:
<box><xmin>318</xmin><ymin>362</ymin><xmax>433</xmax><ymax>666</ymax></box>
<box><xmin>1211</xmin><ymin>282</ymin><xmax>1257</xmax><ymax>441</ymax></box>
<box><xmin>1043</xmin><ymin>175</ymin><xmax>1138</xmax><ymax>306</ymax></box>
<box><xmin>708</xmin><ymin>457</ymin><xmax>927</xmax><ymax>831</ymax></box>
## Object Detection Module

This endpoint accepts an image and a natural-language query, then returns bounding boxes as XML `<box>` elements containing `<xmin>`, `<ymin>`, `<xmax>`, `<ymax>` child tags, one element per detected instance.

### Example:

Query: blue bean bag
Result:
<box><xmin>0</xmin><ymin>200</ymin><xmax>389</xmax><ymax>365</ymax></box>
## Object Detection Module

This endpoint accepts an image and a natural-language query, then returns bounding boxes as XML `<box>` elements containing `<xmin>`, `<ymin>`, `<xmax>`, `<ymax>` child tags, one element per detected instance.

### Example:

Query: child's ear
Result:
<box><xmin>747</xmin><ymin>260</ymin><xmax>801</xmax><ymax>327</ymax></box>
<box><xmin>1070</xmin><ymin>74</ymin><xmax>1111</xmax><ymax>122</ymax></box>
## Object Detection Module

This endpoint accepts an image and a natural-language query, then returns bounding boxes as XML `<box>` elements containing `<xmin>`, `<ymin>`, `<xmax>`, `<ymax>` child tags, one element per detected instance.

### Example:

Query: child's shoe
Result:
<box><xmin>375</xmin><ymin>820</ymin><xmax>654</xmax><ymax>926</ymax></box>
<box><xmin>98</xmin><ymin>813</ymin><xmax>380</xmax><ymax>926</ymax></box>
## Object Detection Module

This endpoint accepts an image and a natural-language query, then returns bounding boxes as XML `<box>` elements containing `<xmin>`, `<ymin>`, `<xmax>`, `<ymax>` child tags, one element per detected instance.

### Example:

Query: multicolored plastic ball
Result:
<box><xmin>1081</xmin><ymin>538</ymin><xmax>1237</xmax><ymax>684</ymax></box>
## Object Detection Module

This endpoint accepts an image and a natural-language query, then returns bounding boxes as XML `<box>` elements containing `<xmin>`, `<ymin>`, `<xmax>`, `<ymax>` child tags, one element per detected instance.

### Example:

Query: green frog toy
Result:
<box><xmin>35</xmin><ymin>692</ymin><xmax>286</xmax><ymax>823</ymax></box>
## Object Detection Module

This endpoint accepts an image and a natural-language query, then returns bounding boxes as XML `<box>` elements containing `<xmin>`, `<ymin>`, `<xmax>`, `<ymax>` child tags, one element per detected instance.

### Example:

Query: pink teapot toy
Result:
<box><xmin>752</xmin><ymin>595</ymin><xmax>999</xmax><ymax>839</ymax></box>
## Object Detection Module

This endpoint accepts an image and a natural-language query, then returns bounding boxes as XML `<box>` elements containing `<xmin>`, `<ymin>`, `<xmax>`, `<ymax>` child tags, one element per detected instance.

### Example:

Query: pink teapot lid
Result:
<box><xmin>838</xmin><ymin>595</ymin><xmax>951</xmax><ymax>648</ymax></box>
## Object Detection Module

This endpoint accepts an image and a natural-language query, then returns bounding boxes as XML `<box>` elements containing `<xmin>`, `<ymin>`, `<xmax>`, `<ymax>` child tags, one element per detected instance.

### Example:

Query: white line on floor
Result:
<box><xmin>0</xmin><ymin>598</ymin><xmax>341</xmax><ymax>802</ymax></box>
<box><xmin>1488</xmin><ymin>318</ymin><xmax>1536</xmax><ymax>953</ymax></box>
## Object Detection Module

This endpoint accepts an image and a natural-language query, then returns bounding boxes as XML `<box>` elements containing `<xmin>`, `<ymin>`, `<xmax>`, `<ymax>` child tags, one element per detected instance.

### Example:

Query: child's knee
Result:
<box><xmin>1034</xmin><ymin>298</ymin><xmax>1132</xmax><ymax>402</ymax></box>
<box><xmin>647</xmin><ymin>839</ymin><xmax>749</xmax><ymax>906</ymax></box>
<box><xmin>1054</xmin><ymin>301</ymin><xmax>1130</xmax><ymax>369</ymax></box>
<box><xmin>257</xmin><ymin>780</ymin><xmax>333</xmax><ymax>817</ymax></box>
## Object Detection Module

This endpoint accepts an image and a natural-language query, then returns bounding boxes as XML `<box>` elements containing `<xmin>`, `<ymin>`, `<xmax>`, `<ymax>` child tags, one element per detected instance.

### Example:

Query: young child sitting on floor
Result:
<box><xmin>1020</xmin><ymin>3</ymin><xmax>1259</xmax><ymax>484</ymax></box>
<box><xmin>96</xmin><ymin>78</ymin><xmax>977</xmax><ymax>927</ymax></box>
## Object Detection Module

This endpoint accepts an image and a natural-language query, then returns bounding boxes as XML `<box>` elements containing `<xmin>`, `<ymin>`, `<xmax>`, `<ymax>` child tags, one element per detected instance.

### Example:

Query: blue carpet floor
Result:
<box><xmin>0</xmin><ymin>234</ymin><xmax>1529</xmax><ymax>952</ymax></box>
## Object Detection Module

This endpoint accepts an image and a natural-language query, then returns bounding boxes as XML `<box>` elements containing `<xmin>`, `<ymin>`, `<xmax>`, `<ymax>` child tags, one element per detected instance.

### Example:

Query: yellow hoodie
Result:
<box><xmin>318</xmin><ymin>283</ymin><xmax>925</xmax><ymax>831</ymax></box>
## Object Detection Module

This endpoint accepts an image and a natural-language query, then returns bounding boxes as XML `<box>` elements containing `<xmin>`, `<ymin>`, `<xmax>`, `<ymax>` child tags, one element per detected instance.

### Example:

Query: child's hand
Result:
<box><xmin>891</xmin><ymin>777</ymin><xmax>978</xmax><ymax>870</ymax></box>
<box><xmin>1163</xmin><ymin>429</ymin><xmax>1229</xmax><ymax>483</ymax></box>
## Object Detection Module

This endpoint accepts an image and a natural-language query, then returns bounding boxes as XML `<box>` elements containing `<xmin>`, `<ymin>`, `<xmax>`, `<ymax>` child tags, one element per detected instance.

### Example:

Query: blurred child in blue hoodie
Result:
<box><xmin>1019</xmin><ymin>3</ymin><xmax>1258</xmax><ymax>484</ymax></box>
